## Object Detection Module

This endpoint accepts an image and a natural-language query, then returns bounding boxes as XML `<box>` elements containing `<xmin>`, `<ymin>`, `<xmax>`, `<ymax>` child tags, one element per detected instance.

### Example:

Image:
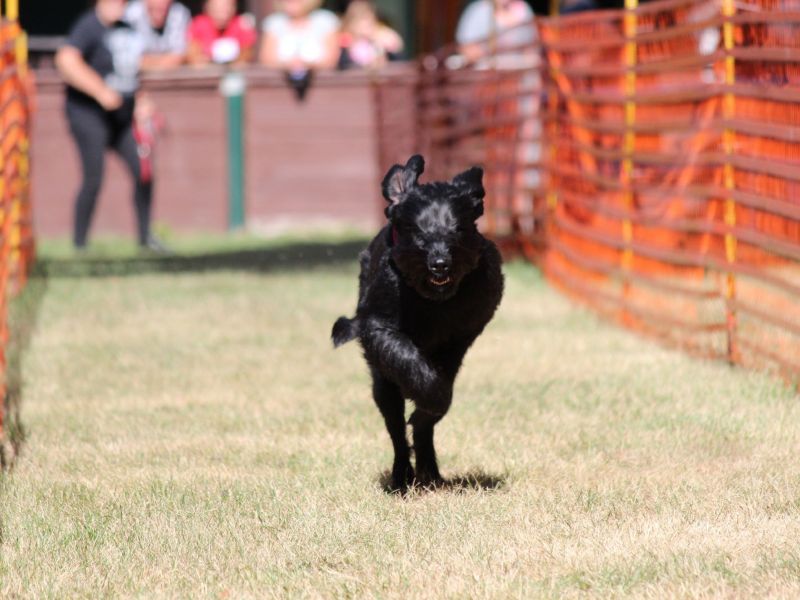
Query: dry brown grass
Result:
<box><xmin>1</xmin><ymin>236</ymin><xmax>799</xmax><ymax>598</ymax></box>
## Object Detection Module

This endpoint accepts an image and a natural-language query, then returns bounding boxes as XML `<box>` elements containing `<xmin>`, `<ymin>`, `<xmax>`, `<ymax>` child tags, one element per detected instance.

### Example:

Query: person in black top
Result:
<box><xmin>56</xmin><ymin>0</ymin><xmax>165</xmax><ymax>251</ymax></box>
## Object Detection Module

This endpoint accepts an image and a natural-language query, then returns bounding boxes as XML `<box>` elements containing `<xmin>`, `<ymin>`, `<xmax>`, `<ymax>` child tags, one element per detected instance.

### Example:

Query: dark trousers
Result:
<box><xmin>66</xmin><ymin>101</ymin><xmax>152</xmax><ymax>247</ymax></box>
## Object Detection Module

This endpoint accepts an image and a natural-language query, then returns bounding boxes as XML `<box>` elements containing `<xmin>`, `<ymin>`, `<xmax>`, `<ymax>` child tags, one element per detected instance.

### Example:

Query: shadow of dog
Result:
<box><xmin>378</xmin><ymin>469</ymin><xmax>507</xmax><ymax>496</ymax></box>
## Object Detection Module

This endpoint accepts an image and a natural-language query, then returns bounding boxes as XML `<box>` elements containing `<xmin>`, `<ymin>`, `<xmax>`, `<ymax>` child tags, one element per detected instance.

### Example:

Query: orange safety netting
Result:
<box><xmin>374</xmin><ymin>0</ymin><xmax>800</xmax><ymax>386</ymax></box>
<box><xmin>0</xmin><ymin>10</ymin><xmax>35</xmax><ymax>450</ymax></box>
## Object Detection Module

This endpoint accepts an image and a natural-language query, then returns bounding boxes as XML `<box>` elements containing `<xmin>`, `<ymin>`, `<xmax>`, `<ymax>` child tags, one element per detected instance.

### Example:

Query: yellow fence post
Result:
<box><xmin>722</xmin><ymin>0</ymin><xmax>738</xmax><ymax>364</ymax></box>
<box><xmin>6</xmin><ymin>0</ymin><xmax>18</xmax><ymax>21</ymax></box>
<box><xmin>546</xmin><ymin>24</ymin><xmax>560</xmax><ymax>217</ymax></box>
<box><xmin>621</xmin><ymin>0</ymin><xmax>638</xmax><ymax>322</ymax></box>
<box><xmin>542</xmin><ymin>23</ymin><xmax>561</xmax><ymax>279</ymax></box>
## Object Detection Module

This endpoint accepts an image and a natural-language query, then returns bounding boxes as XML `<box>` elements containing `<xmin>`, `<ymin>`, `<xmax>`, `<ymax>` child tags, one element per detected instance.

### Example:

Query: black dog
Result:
<box><xmin>332</xmin><ymin>155</ymin><xmax>503</xmax><ymax>492</ymax></box>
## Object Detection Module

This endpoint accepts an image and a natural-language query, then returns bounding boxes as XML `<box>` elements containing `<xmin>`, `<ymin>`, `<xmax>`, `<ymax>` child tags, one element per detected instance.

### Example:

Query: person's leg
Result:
<box><xmin>67</xmin><ymin>104</ymin><xmax>109</xmax><ymax>248</ymax></box>
<box><xmin>112</xmin><ymin>122</ymin><xmax>153</xmax><ymax>246</ymax></box>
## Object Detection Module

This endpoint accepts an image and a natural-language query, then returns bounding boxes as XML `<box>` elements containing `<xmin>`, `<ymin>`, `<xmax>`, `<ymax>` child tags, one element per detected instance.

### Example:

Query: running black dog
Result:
<box><xmin>332</xmin><ymin>155</ymin><xmax>503</xmax><ymax>492</ymax></box>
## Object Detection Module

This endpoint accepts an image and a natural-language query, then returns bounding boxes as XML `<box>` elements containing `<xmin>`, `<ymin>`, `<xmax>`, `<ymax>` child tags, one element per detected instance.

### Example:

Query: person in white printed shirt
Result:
<box><xmin>259</xmin><ymin>0</ymin><xmax>339</xmax><ymax>70</ymax></box>
<box><xmin>125</xmin><ymin>0</ymin><xmax>191</xmax><ymax>70</ymax></box>
<box><xmin>259</xmin><ymin>0</ymin><xmax>339</xmax><ymax>100</ymax></box>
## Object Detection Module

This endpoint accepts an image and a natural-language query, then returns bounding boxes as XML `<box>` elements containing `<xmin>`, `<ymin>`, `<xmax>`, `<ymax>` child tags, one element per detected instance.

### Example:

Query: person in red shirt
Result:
<box><xmin>187</xmin><ymin>0</ymin><xmax>257</xmax><ymax>65</ymax></box>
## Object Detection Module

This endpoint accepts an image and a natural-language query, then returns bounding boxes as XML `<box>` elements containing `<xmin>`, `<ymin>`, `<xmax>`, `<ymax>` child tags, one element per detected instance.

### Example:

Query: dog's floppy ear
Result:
<box><xmin>381</xmin><ymin>154</ymin><xmax>425</xmax><ymax>207</ymax></box>
<box><xmin>453</xmin><ymin>166</ymin><xmax>485</xmax><ymax>219</ymax></box>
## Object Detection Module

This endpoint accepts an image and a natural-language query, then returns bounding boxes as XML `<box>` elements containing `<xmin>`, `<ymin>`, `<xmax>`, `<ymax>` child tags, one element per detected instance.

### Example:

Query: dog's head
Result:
<box><xmin>381</xmin><ymin>155</ymin><xmax>486</xmax><ymax>301</ymax></box>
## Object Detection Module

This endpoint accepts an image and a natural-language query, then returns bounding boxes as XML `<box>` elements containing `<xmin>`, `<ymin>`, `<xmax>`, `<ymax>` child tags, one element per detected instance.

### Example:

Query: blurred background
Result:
<box><xmin>22</xmin><ymin>0</ymin><xmax>625</xmax><ymax>62</ymax></box>
<box><xmin>27</xmin><ymin>0</ymin><xmax>623</xmax><ymax>240</ymax></box>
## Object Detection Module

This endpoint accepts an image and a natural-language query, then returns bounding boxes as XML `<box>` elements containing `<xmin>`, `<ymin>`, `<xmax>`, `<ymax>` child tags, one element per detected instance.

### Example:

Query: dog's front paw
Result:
<box><xmin>414</xmin><ymin>464</ymin><xmax>444</xmax><ymax>489</ymax></box>
<box><xmin>388</xmin><ymin>461</ymin><xmax>415</xmax><ymax>494</ymax></box>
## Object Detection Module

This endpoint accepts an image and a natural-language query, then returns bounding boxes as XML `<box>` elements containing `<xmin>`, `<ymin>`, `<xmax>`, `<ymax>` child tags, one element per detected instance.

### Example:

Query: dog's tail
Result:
<box><xmin>331</xmin><ymin>316</ymin><xmax>359</xmax><ymax>348</ymax></box>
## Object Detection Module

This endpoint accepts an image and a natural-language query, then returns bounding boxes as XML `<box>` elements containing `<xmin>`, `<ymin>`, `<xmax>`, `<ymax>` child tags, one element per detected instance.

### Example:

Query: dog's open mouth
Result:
<box><xmin>428</xmin><ymin>275</ymin><xmax>452</xmax><ymax>287</ymax></box>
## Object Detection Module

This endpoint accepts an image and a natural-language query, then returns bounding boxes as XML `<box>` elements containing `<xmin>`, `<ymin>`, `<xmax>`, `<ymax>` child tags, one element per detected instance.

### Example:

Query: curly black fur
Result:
<box><xmin>332</xmin><ymin>155</ymin><xmax>504</xmax><ymax>492</ymax></box>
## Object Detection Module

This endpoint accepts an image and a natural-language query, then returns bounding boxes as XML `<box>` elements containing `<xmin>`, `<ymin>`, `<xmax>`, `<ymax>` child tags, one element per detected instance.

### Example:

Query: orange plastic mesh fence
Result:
<box><xmin>0</xmin><ymin>4</ymin><xmax>35</xmax><ymax>447</ymax></box>
<box><xmin>373</xmin><ymin>0</ymin><xmax>800</xmax><ymax>386</ymax></box>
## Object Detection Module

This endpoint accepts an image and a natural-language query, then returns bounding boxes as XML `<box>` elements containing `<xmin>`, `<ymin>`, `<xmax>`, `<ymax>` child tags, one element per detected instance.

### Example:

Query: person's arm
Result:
<box><xmin>186</xmin><ymin>40</ymin><xmax>211</xmax><ymax>66</ymax></box>
<box><xmin>133</xmin><ymin>90</ymin><xmax>156</xmax><ymax>124</ymax></box>
<box><xmin>455</xmin><ymin>2</ymin><xmax>489</xmax><ymax>63</ymax></box>
<box><xmin>258</xmin><ymin>33</ymin><xmax>282</xmax><ymax>67</ymax></box>
<box><xmin>376</xmin><ymin>25</ymin><xmax>404</xmax><ymax>57</ymax></box>
<box><xmin>139</xmin><ymin>52</ymin><xmax>185</xmax><ymax>71</ymax></box>
<box><xmin>234</xmin><ymin>46</ymin><xmax>255</xmax><ymax>65</ymax></box>
<box><xmin>55</xmin><ymin>46</ymin><xmax>122</xmax><ymax>110</ymax></box>
<box><xmin>460</xmin><ymin>43</ymin><xmax>485</xmax><ymax>63</ymax></box>
<box><xmin>314</xmin><ymin>30</ymin><xmax>340</xmax><ymax>70</ymax></box>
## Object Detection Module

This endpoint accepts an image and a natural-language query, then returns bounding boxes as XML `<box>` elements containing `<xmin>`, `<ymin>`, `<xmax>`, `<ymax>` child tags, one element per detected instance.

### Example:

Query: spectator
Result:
<box><xmin>259</xmin><ymin>0</ymin><xmax>339</xmax><ymax>99</ymax></box>
<box><xmin>187</xmin><ymin>0</ymin><xmax>258</xmax><ymax>66</ymax></box>
<box><xmin>456</xmin><ymin>0</ymin><xmax>536</xmax><ymax>66</ymax></box>
<box><xmin>455</xmin><ymin>0</ymin><xmax>542</xmax><ymax>238</ymax></box>
<box><xmin>125</xmin><ymin>0</ymin><xmax>191</xmax><ymax>70</ymax></box>
<box><xmin>337</xmin><ymin>1</ymin><xmax>403</xmax><ymax>70</ymax></box>
<box><xmin>55</xmin><ymin>0</ymin><xmax>164</xmax><ymax>251</ymax></box>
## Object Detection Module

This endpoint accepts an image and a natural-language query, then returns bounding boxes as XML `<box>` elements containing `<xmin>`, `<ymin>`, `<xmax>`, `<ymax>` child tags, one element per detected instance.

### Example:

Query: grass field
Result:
<box><xmin>1</xmin><ymin>234</ymin><xmax>799</xmax><ymax>598</ymax></box>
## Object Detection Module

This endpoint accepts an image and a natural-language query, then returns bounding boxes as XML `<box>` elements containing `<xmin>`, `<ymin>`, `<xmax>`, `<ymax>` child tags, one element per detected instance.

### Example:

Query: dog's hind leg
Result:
<box><xmin>371</xmin><ymin>371</ymin><xmax>414</xmax><ymax>493</ymax></box>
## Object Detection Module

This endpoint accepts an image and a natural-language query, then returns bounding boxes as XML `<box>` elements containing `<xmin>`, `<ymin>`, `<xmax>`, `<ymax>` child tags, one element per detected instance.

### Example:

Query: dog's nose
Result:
<box><xmin>429</xmin><ymin>257</ymin><xmax>451</xmax><ymax>275</ymax></box>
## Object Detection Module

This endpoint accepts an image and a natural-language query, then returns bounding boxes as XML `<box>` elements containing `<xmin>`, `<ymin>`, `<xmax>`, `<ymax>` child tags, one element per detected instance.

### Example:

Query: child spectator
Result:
<box><xmin>456</xmin><ymin>0</ymin><xmax>536</xmax><ymax>65</ymax></box>
<box><xmin>337</xmin><ymin>0</ymin><xmax>403</xmax><ymax>70</ymax></box>
<box><xmin>125</xmin><ymin>0</ymin><xmax>191</xmax><ymax>70</ymax></box>
<box><xmin>187</xmin><ymin>0</ymin><xmax>257</xmax><ymax>65</ymax></box>
<box><xmin>259</xmin><ymin>0</ymin><xmax>339</xmax><ymax>70</ymax></box>
<box><xmin>259</xmin><ymin>0</ymin><xmax>340</xmax><ymax>100</ymax></box>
